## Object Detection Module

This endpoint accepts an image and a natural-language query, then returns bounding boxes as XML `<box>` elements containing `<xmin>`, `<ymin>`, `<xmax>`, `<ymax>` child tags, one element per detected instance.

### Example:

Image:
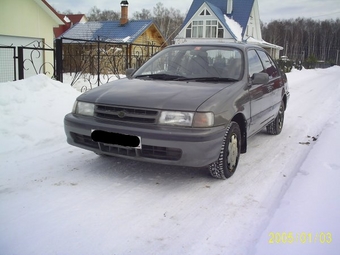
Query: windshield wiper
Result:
<box><xmin>176</xmin><ymin>77</ymin><xmax>239</xmax><ymax>82</ymax></box>
<box><xmin>134</xmin><ymin>73</ymin><xmax>187</xmax><ymax>80</ymax></box>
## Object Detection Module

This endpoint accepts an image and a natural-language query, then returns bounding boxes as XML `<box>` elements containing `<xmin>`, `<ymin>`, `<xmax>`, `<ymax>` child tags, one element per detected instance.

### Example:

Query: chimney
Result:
<box><xmin>227</xmin><ymin>0</ymin><xmax>233</xmax><ymax>15</ymax></box>
<box><xmin>120</xmin><ymin>1</ymin><xmax>129</xmax><ymax>25</ymax></box>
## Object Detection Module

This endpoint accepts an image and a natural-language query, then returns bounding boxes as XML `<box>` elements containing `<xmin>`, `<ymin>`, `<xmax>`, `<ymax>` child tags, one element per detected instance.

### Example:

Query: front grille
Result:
<box><xmin>141</xmin><ymin>145</ymin><xmax>182</xmax><ymax>160</ymax></box>
<box><xmin>71</xmin><ymin>132</ymin><xmax>99</xmax><ymax>149</ymax></box>
<box><xmin>100</xmin><ymin>143</ymin><xmax>137</xmax><ymax>157</ymax></box>
<box><xmin>71</xmin><ymin>133</ymin><xmax>182</xmax><ymax>161</ymax></box>
<box><xmin>95</xmin><ymin>105</ymin><xmax>159</xmax><ymax>124</ymax></box>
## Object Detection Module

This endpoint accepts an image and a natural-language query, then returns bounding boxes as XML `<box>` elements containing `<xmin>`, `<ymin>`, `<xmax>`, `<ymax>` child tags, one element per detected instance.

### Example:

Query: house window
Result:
<box><xmin>206</xmin><ymin>20</ymin><xmax>217</xmax><ymax>38</ymax></box>
<box><xmin>200</xmin><ymin>9</ymin><xmax>211</xmax><ymax>16</ymax></box>
<box><xmin>192</xmin><ymin>21</ymin><xmax>204</xmax><ymax>38</ymax></box>
<box><xmin>186</xmin><ymin>20</ymin><xmax>224</xmax><ymax>38</ymax></box>
<box><xmin>206</xmin><ymin>20</ymin><xmax>224</xmax><ymax>38</ymax></box>
<box><xmin>218</xmin><ymin>23</ymin><xmax>224</xmax><ymax>38</ymax></box>
<box><xmin>186</xmin><ymin>24</ymin><xmax>192</xmax><ymax>38</ymax></box>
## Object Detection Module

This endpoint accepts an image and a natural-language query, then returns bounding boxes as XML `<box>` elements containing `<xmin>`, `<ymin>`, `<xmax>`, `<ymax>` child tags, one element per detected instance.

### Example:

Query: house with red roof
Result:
<box><xmin>54</xmin><ymin>14</ymin><xmax>88</xmax><ymax>38</ymax></box>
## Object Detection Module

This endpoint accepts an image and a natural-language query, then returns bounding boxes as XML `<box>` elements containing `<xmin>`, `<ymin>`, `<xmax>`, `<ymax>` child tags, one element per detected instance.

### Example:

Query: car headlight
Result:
<box><xmin>73</xmin><ymin>101</ymin><xmax>95</xmax><ymax>116</ymax></box>
<box><xmin>159</xmin><ymin>111</ymin><xmax>214</xmax><ymax>127</ymax></box>
<box><xmin>159</xmin><ymin>111</ymin><xmax>194</xmax><ymax>126</ymax></box>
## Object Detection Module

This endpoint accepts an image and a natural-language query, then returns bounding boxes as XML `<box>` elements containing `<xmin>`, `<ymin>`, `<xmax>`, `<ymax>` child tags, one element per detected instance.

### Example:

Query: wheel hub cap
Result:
<box><xmin>228</xmin><ymin>134</ymin><xmax>238</xmax><ymax>169</ymax></box>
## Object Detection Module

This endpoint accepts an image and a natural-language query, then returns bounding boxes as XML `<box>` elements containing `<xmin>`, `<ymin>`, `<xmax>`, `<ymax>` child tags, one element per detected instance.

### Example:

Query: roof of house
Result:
<box><xmin>35</xmin><ymin>0</ymin><xmax>66</xmax><ymax>25</ymax></box>
<box><xmin>182</xmin><ymin>0</ymin><xmax>255</xmax><ymax>38</ymax></box>
<box><xmin>59</xmin><ymin>20</ymin><xmax>154</xmax><ymax>43</ymax></box>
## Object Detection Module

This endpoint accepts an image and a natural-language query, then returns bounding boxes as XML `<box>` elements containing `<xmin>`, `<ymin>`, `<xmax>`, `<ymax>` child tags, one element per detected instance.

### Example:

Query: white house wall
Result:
<box><xmin>0</xmin><ymin>0</ymin><xmax>61</xmax><ymax>47</ymax></box>
<box><xmin>245</xmin><ymin>0</ymin><xmax>262</xmax><ymax>40</ymax></box>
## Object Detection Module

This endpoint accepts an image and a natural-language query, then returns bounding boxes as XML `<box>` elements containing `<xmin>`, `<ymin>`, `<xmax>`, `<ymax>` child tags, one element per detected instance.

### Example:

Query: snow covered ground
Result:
<box><xmin>1</xmin><ymin>67</ymin><xmax>340</xmax><ymax>255</ymax></box>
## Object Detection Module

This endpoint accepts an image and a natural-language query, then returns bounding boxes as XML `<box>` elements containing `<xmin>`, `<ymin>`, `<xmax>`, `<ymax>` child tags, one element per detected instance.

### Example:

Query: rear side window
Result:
<box><xmin>256</xmin><ymin>50</ymin><xmax>279</xmax><ymax>78</ymax></box>
<box><xmin>247</xmin><ymin>50</ymin><xmax>264</xmax><ymax>78</ymax></box>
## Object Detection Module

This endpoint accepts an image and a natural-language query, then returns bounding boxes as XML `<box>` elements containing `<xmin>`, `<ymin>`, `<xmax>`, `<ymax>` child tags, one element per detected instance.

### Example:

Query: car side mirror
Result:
<box><xmin>126</xmin><ymin>68</ymin><xmax>136</xmax><ymax>79</ymax></box>
<box><xmin>252</xmin><ymin>73</ymin><xmax>269</xmax><ymax>85</ymax></box>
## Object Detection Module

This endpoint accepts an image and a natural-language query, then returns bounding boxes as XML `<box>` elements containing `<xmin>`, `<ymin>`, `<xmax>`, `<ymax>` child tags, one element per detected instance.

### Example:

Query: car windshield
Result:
<box><xmin>133</xmin><ymin>45</ymin><xmax>244</xmax><ymax>81</ymax></box>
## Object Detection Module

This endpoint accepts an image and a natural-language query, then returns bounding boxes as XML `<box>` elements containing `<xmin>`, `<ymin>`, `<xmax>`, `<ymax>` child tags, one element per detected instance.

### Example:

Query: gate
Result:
<box><xmin>0</xmin><ymin>46</ymin><xmax>16</xmax><ymax>82</ymax></box>
<box><xmin>18</xmin><ymin>40</ymin><xmax>56</xmax><ymax>80</ymax></box>
<box><xmin>0</xmin><ymin>40</ymin><xmax>56</xmax><ymax>82</ymax></box>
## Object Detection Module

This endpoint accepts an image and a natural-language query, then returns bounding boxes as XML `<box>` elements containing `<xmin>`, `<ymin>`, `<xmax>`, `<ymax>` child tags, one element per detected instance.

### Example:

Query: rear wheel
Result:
<box><xmin>209</xmin><ymin>121</ymin><xmax>241</xmax><ymax>179</ymax></box>
<box><xmin>266</xmin><ymin>101</ymin><xmax>285</xmax><ymax>135</ymax></box>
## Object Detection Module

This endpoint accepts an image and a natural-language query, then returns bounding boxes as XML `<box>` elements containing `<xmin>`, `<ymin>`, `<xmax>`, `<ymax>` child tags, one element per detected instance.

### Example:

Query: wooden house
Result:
<box><xmin>59</xmin><ymin>1</ymin><xmax>167</xmax><ymax>75</ymax></box>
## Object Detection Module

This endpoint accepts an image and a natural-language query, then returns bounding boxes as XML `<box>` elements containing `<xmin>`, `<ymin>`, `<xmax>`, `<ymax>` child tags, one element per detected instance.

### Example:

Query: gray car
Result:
<box><xmin>64</xmin><ymin>43</ymin><xmax>289</xmax><ymax>179</ymax></box>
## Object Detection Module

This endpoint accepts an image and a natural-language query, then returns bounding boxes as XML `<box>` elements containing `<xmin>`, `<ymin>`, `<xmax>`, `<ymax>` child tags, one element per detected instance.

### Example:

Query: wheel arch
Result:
<box><xmin>282</xmin><ymin>94</ymin><xmax>288</xmax><ymax>110</ymax></box>
<box><xmin>281</xmin><ymin>86</ymin><xmax>289</xmax><ymax>111</ymax></box>
<box><xmin>231</xmin><ymin>113</ymin><xmax>247</xmax><ymax>153</ymax></box>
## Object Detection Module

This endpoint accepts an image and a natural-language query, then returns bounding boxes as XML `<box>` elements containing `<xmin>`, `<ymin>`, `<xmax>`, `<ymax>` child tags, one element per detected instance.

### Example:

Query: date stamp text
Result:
<box><xmin>269</xmin><ymin>232</ymin><xmax>332</xmax><ymax>244</ymax></box>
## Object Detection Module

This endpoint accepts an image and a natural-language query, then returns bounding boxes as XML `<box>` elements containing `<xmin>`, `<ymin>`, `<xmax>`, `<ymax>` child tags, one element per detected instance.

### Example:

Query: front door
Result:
<box><xmin>247</xmin><ymin>49</ymin><xmax>274</xmax><ymax>136</ymax></box>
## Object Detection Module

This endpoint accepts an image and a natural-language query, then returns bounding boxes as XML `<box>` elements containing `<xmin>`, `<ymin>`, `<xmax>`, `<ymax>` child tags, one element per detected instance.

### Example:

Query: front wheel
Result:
<box><xmin>209</xmin><ymin>121</ymin><xmax>241</xmax><ymax>179</ymax></box>
<box><xmin>267</xmin><ymin>101</ymin><xmax>285</xmax><ymax>135</ymax></box>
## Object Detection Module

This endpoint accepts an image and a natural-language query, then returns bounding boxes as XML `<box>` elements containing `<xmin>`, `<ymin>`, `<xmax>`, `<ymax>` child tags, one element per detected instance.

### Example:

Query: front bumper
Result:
<box><xmin>64</xmin><ymin>113</ymin><xmax>226</xmax><ymax>167</ymax></box>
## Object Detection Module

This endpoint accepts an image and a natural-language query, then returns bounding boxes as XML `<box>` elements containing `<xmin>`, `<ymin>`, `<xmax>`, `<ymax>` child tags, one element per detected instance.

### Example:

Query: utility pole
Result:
<box><xmin>336</xmin><ymin>49</ymin><xmax>339</xmax><ymax>66</ymax></box>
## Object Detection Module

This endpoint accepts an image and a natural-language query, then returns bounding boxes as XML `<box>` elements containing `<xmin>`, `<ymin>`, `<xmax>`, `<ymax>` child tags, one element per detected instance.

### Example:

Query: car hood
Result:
<box><xmin>78</xmin><ymin>78</ymin><xmax>232</xmax><ymax>111</ymax></box>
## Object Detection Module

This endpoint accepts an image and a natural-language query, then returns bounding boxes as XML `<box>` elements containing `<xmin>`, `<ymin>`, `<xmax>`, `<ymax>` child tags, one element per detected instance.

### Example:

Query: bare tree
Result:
<box><xmin>153</xmin><ymin>3</ymin><xmax>184</xmax><ymax>44</ymax></box>
<box><xmin>262</xmin><ymin>18</ymin><xmax>340</xmax><ymax>65</ymax></box>
<box><xmin>87</xmin><ymin>6</ymin><xmax>119</xmax><ymax>21</ymax></box>
<box><xmin>132</xmin><ymin>9</ymin><xmax>152</xmax><ymax>20</ymax></box>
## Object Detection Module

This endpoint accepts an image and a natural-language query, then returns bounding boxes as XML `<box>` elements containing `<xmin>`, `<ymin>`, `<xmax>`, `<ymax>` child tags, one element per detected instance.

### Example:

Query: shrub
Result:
<box><xmin>276</xmin><ymin>59</ymin><xmax>294</xmax><ymax>73</ymax></box>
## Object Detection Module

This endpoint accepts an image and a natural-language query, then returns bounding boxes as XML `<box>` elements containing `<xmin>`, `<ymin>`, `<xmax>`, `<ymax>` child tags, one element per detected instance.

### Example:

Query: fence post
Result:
<box><xmin>55</xmin><ymin>39</ymin><xmax>63</xmax><ymax>82</ymax></box>
<box><xmin>18</xmin><ymin>47</ymin><xmax>24</xmax><ymax>80</ymax></box>
<box><xmin>97</xmin><ymin>37</ymin><xmax>100</xmax><ymax>87</ymax></box>
<box><xmin>126</xmin><ymin>44</ymin><xmax>130</xmax><ymax>69</ymax></box>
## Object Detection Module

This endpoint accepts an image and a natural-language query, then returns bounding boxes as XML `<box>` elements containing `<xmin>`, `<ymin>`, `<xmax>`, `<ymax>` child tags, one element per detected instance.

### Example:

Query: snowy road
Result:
<box><xmin>1</xmin><ymin>67</ymin><xmax>339</xmax><ymax>254</ymax></box>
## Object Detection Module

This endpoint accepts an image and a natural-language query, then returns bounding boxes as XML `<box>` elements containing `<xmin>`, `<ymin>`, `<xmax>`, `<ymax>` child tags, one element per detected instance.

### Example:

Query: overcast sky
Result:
<box><xmin>48</xmin><ymin>0</ymin><xmax>340</xmax><ymax>23</ymax></box>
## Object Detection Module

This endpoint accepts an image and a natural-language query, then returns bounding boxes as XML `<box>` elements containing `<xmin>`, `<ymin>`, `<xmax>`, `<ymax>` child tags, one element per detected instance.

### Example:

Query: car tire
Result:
<box><xmin>209</xmin><ymin>121</ymin><xmax>241</xmax><ymax>179</ymax></box>
<box><xmin>266</xmin><ymin>101</ymin><xmax>285</xmax><ymax>135</ymax></box>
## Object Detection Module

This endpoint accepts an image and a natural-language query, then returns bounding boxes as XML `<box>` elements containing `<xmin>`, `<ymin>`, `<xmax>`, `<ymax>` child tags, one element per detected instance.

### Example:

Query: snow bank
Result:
<box><xmin>254</xmin><ymin>115</ymin><xmax>340</xmax><ymax>255</ymax></box>
<box><xmin>0</xmin><ymin>74</ymin><xmax>80</xmax><ymax>154</ymax></box>
<box><xmin>253</xmin><ymin>66</ymin><xmax>340</xmax><ymax>255</ymax></box>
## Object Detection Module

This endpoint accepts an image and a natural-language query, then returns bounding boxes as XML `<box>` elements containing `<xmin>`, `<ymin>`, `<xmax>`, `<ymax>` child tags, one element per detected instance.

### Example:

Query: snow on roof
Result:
<box><xmin>63</xmin><ymin>16</ymin><xmax>71</xmax><ymax>23</ymax></box>
<box><xmin>122</xmin><ymin>36</ymin><xmax>131</xmax><ymax>42</ymax></box>
<box><xmin>224</xmin><ymin>14</ymin><xmax>243</xmax><ymax>42</ymax></box>
<box><xmin>246</xmin><ymin>37</ymin><xmax>283</xmax><ymax>49</ymax></box>
<box><xmin>59</xmin><ymin>20</ymin><xmax>153</xmax><ymax>43</ymax></box>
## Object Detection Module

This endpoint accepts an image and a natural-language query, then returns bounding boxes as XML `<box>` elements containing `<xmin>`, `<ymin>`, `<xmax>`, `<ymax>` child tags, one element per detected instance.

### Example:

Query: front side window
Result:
<box><xmin>256</xmin><ymin>50</ymin><xmax>279</xmax><ymax>78</ymax></box>
<box><xmin>247</xmin><ymin>50</ymin><xmax>264</xmax><ymax>77</ymax></box>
